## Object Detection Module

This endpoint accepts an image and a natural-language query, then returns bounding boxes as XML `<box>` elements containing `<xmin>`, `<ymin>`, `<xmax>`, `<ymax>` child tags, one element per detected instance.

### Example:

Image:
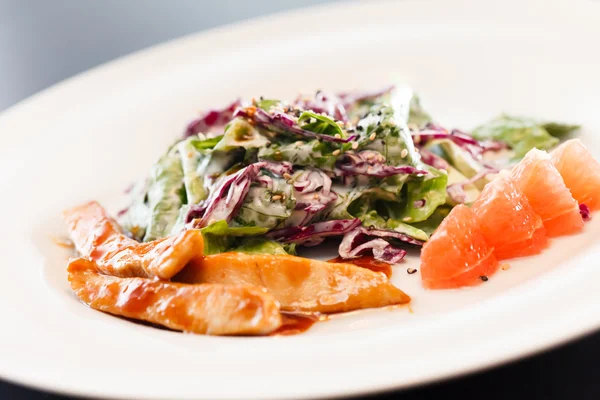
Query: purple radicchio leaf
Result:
<box><xmin>337</xmin><ymin>150</ymin><xmax>428</xmax><ymax>177</ymax></box>
<box><xmin>185</xmin><ymin>99</ymin><xmax>241</xmax><ymax>138</ymax></box>
<box><xmin>234</xmin><ymin>106</ymin><xmax>356</xmax><ymax>144</ymax></box>
<box><xmin>287</xmin><ymin>168</ymin><xmax>338</xmax><ymax>227</ymax></box>
<box><xmin>186</xmin><ymin>161</ymin><xmax>293</xmax><ymax>227</ymax></box>
<box><xmin>419</xmin><ymin>148</ymin><xmax>450</xmax><ymax>170</ymax></box>
<box><xmin>294</xmin><ymin>90</ymin><xmax>349</xmax><ymax>122</ymax></box>
<box><xmin>338</xmin><ymin>229</ymin><xmax>407</xmax><ymax>264</ymax></box>
<box><xmin>580</xmin><ymin>203</ymin><xmax>591</xmax><ymax>221</ymax></box>
<box><xmin>414</xmin><ymin>123</ymin><xmax>507</xmax><ymax>158</ymax></box>
<box><xmin>267</xmin><ymin>219</ymin><xmax>361</xmax><ymax>247</ymax></box>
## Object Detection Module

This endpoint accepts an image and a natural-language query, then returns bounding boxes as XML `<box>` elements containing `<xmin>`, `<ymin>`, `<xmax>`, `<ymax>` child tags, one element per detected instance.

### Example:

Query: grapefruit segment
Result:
<box><xmin>471</xmin><ymin>173</ymin><xmax>547</xmax><ymax>260</ymax></box>
<box><xmin>550</xmin><ymin>139</ymin><xmax>600</xmax><ymax>211</ymax></box>
<box><xmin>420</xmin><ymin>205</ymin><xmax>499</xmax><ymax>289</ymax></box>
<box><xmin>511</xmin><ymin>149</ymin><xmax>583</xmax><ymax>237</ymax></box>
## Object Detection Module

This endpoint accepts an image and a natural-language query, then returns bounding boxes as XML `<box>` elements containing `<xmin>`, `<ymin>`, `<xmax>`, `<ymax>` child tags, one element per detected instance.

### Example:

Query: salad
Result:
<box><xmin>119</xmin><ymin>85</ymin><xmax>578</xmax><ymax>262</ymax></box>
<box><xmin>63</xmin><ymin>84</ymin><xmax>589</xmax><ymax>336</ymax></box>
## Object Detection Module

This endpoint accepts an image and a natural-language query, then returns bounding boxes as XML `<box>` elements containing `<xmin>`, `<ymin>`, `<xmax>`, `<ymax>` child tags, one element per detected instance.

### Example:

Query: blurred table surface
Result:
<box><xmin>1</xmin><ymin>1</ymin><xmax>599</xmax><ymax>399</ymax></box>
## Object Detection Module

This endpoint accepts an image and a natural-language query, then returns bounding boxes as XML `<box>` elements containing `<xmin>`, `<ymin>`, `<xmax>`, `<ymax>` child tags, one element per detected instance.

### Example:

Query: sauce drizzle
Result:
<box><xmin>270</xmin><ymin>312</ymin><xmax>323</xmax><ymax>336</ymax></box>
<box><xmin>328</xmin><ymin>255</ymin><xmax>392</xmax><ymax>278</ymax></box>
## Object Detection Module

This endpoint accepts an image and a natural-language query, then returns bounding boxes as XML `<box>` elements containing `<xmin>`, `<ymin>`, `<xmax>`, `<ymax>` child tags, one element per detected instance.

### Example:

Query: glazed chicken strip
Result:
<box><xmin>174</xmin><ymin>253</ymin><xmax>410</xmax><ymax>313</ymax></box>
<box><xmin>63</xmin><ymin>201</ymin><xmax>204</xmax><ymax>279</ymax></box>
<box><xmin>68</xmin><ymin>258</ymin><xmax>282</xmax><ymax>335</ymax></box>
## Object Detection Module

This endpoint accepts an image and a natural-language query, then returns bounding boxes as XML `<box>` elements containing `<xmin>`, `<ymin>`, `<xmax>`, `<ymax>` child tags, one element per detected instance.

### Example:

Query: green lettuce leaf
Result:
<box><xmin>472</xmin><ymin>115</ymin><xmax>559</xmax><ymax>158</ymax></box>
<box><xmin>258</xmin><ymin>139</ymin><xmax>338</xmax><ymax>171</ymax></box>
<box><xmin>235</xmin><ymin>174</ymin><xmax>296</xmax><ymax>229</ymax></box>
<box><xmin>444</xmin><ymin>165</ymin><xmax>480</xmax><ymax>206</ymax></box>
<box><xmin>178</xmin><ymin>137</ymin><xmax>208</xmax><ymax>204</ymax></box>
<box><xmin>432</xmin><ymin>139</ymin><xmax>492</xmax><ymax>190</ymax></box>
<box><xmin>387</xmin><ymin>164</ymin><xmax>448</xmax><ymax>223</ymax></box>
<box><xmin>411</xmin><ymin>205</ymin><xmax>452</xmax><ymax>236</ymax></box>
<box><xmin>143</xmin><ymin>151</ymin><xmax>185</xmax><ymax>242</ymax></box>
<box><xmin>234</xmin><ymin>237</ymin><xmax>290</xmax><ymax>255</ymax></box>
<box><xmin>189</xmin><ymin>135</ymin><xmax>223</xmax><ymax>150</ymax></box>
<box><xmin>214</xmin><ymin>118</ymin><xmax>269</xmax><ymax>150</ymax></box>
<box><xmin>256</xmin><ymin>99</ymin><xmax>282</xmax><ymax>111</ymax></box>
<box><xmin>200</xmin><ymin>220</ymin><xmax>269</xmax><ymax>255</ymax></box>
<box><xmin>408</xmin><ymin>94</ymin><xmax>432</xmax><ymax>127</ymax></box>
<box><xmin>360</xmin><ymin>210</ymin><xmax>429</xmax><ymax>241</ymax></box>
<box><xmin>540</xmin><ymin>122</ymin><xmax>580</xmax><ymax>137</ymax></box>
<box><xmin>356</xmin><ymin>98</ymin><xmax>420</xmax><ymax>166</ymax></box>
<box><xmin>298</xmin><ymin>111</ymin><xmax>345</xmax><ymax>137</ymax></box>
<box><xmin>118</xmin><ymin>179</ymin><xmax>150</xmax><ymax>241</ymax></box>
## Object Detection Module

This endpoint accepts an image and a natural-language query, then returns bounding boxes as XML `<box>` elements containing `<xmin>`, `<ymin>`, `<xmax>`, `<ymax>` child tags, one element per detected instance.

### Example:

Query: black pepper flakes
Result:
<box><xmin>480</xmin><ymin>275</ymin><xmax>489</xmax><ymax>282</ymax></box>
<box><xmin>407</xmin><ymin>268</ymin><xmax>417</xmax><ymax>275</ymax></box>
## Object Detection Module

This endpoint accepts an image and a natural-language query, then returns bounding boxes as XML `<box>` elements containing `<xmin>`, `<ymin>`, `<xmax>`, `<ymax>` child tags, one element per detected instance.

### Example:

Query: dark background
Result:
<box><xmin>1</xmin><ymin>1</ymin><xmax>599</xmax><ymax>399</ymax></box>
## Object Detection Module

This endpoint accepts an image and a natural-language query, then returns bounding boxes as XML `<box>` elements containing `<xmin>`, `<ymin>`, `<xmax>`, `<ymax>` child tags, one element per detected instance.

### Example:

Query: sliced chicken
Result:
<box><xmin>68</xmin><ymin>258</ymin><xmax>281</xmax><ymax>335</ymax></box>
<box><xmin>63</xmin><ymin>201</ymin><xmax>203</xmax><ymax>279</ymax></box>
<box><xmin>174</xmin><ymin>252</ymin><xmax>411</xmax><ymax>313</ymax></box>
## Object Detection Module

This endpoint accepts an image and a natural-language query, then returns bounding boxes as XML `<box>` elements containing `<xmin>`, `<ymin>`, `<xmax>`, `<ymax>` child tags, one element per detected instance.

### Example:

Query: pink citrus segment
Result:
<box><xmin>511</xmin><ymin>149</ymin><xmax>583</xmax><ymax>237</ymax></box>
<box><xmin>471</xmin><ymin>173</ymin><xmax>547</xmax><ymax>260</ymax></box>
<box><xmin>420</xmin><ymin>205</ymin><xmax>499</xmax><ymax>289</ymax></box>
<box><xmin>493</xmin><ymin>225</ymin><xmax>547</xmax><ymax>260</ymax></box>
<box><xmin>550</xmin><ymin>139</ymin><xmax>600</xmax><ymax>211</ymax></box>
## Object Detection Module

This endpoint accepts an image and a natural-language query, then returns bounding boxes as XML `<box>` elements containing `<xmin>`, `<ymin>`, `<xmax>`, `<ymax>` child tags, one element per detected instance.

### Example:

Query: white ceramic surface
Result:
<box><xmin>1</xmin><ymin>0</ymin><xmax>599</xmax><ymax>399</ymax></box>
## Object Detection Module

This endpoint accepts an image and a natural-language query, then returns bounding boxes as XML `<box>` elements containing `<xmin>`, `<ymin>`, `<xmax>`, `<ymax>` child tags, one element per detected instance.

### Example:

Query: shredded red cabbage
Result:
<box><xmin>267</xmin><ymin>219</ymin><xmax>361</xmax><ymax>246</ymax></box>
<box><xmin>414</xmin><ymin>124</ymin><xmax>507</xmax><ymax>158</ymax></box>
<box><xmin>185</xmin><ymin>100</ymin><xmax>241</xmax><ymax>138</ymax></box>
<box><xmin>289</xmin><ymin>169</ymin><xmax>338</xmax><ymax>226</ymax></box>
<box><xmin>234</xmin><ymin>107</ymin><xmax>356</xmax><ymax>144</ymax></box>
<box><xmin>338</xmin><ymin>229</ymin><xmax>408</xmax><ymax>264</ymax></box>
<box><xmin>187</xmin><ymin>161</ymin><xmax>293</xmax><ymax>227</ymax></box>
<box><xmin>419</xmin><ymin>148</ymin><xmax>450</xmax><ymax>170</ymax></box>
<box><xmin>337</xmin><ymin>151</ymin><xmax>428</xmax><ymax>177</ymax></box>
<box><xmin>580</xmin><ymin>203</ymin><xmax>591</xmax><ymax>221</ymax></box>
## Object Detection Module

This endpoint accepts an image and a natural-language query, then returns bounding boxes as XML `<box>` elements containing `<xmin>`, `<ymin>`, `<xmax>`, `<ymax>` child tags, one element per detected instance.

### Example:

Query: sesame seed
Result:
<box><xmin>501</xmin><ymin>264</ymin><xmax>510</xmax><ymax>271</ymax></box>
<box><xmin>351</xmin><ymin>142</ymin><xmax>359</xmax><ymax>150</ymax></box>
<box><xmin>334</xmin><ymin>134</ymin><xmax>342</xmax><ymax>139</ymax></box>
<box><xmin>407</xmin><ymin>268</ymin><xmax>417</xmax><ymax>275</ymax></box>
<box><xmin>271</xmin><ymin>195</ymin><xmax>282</xmax><ymax>201</ymax></box>
<box><xmin>336</xmin><ymin>121</ymin><xmax>345</xmax><ymax>127</ymax></box>
<box><xmin>402</xmin><ymin>217</ymin><xmax>411</xmax><ymax>222</ymax></box>
<box><xmin>332</xmin><ymin>149</ymin><xmax>341</xmax><ymax>156</ymax></box>
<box><xmin>295</xmin><ymin>141</ymin><xmax>303</xmax><ymax>146</ymax></box>
<box><xmin>313</xmin><ymin>193</ymin><xmax>320</xmax><ymax>200</ymax></box>
<box><xmin>480</xmin><ymin>275</ymin><xmax>489</xmax><ymax>282</ymax></box>
<box><xmin>283</xmin><ymin>173</ymin><xmax>292</xmax><ymax>180</ymax></box>
<box><xmin>401</xmin><ymin>149</ymin><xmax>408</xmax><ymax>158</ymax></box>
<box><xmin>369</xmin><ymin>132</ymin><xmax>377</xmax><ymax>141</ymax></box>
<box><xmin>414</xmin><ymin>134</ymin><xmax>421</xmax><ymax>144</ymax></box>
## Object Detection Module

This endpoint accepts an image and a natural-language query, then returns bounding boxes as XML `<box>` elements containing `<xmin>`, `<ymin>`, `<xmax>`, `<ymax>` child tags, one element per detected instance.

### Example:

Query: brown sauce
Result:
<box><xmin>270</xmin><ymin>312</ymin><xmax>323</xmax><ymax>336</ymax></box>
<box><xmin>328</xmin><ymin>255</ymin><xmax>392</xmax><ymax>278</ymax></box>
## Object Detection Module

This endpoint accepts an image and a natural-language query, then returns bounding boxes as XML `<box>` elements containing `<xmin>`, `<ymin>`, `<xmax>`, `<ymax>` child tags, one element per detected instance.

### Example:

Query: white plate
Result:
<box><xmin>1</xmin><ymin>0</ymin><xmax>600</xmax><ymax>398</ymax></box>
